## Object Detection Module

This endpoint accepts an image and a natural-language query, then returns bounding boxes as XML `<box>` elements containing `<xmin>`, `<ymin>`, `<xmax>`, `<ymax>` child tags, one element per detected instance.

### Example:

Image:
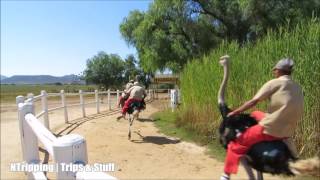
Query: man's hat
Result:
<box><xmin>273</xmin><ymin>58</ymin><xmax>294</xmax><ymax>72</ymax></box>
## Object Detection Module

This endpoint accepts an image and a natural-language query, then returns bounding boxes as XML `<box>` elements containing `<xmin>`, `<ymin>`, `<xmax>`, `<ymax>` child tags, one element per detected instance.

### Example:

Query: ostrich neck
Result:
<box><xmin>218</xmin><ymin>64</ymin><xmax>229</xmax><ymax>105</ymax></box>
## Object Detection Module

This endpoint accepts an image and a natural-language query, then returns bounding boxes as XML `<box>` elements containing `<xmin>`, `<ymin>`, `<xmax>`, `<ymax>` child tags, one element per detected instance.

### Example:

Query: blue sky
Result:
<box><xmin>1</xmin><ymin>0</ymin><xmax>152</xmax><ymax>77</ymax></box>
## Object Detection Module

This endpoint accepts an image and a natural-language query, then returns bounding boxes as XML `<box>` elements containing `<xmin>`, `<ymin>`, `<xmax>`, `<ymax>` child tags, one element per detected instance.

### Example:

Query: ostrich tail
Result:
<box><xmin>289</xmin><ymin>156</ymin><xmax>320</xmax><ymax>177</ymax></box>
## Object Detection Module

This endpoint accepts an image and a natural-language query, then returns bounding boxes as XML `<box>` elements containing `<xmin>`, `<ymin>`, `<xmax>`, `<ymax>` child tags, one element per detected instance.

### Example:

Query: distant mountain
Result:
<box><xmin>0</xmin><ymin>75</ymin><xmax>7</xmax><ymax>80</ymax></box>
<box><xmin>1</xmin><ymin>74</ymin><xmax>85</xmax><ymax>84</ymax></box>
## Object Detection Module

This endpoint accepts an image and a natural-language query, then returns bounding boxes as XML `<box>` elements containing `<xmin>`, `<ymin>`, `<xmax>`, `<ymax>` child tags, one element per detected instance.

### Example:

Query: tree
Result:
<box><xmin>83</xmin><ymin>52</ymin><xmax>125</xmax><ymax>89</ymax></box>
<box><xmin>123</xmin><ymin>54</ymin><xmax>153</xmax><ymax>89</ymax></box>
<box><xmin>120</xmin><ymin>0</ymin><xmax>320</xmax><ymax>72</ymax></box>
<box><xmin>123</xmin><ymin>54</ymin><xmax>140</xmax><ymax>81</ymax></box>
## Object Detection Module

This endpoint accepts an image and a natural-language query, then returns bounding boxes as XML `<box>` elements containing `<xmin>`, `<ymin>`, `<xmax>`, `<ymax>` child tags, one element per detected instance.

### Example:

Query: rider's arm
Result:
<box><xmin>227</xmin><ymin>99</ymin><xmax>259</xmax><ymax>117</ymax></box>
<box><xmin>227</xmin><ymin>79</ymin><xmax>276</xmax><ymax>117</ymax></box>
<box><xmin>125</xmin><ymin>86</ymin><xmax>134</xmax><ymax>97</ymax></box>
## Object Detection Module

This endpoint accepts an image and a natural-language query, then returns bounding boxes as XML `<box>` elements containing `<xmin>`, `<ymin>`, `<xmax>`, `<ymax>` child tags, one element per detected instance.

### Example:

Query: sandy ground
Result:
<box><xmin>1</xmin><ymin>94</ymin><xmax>295</xmax><ymax>180</ymax></box>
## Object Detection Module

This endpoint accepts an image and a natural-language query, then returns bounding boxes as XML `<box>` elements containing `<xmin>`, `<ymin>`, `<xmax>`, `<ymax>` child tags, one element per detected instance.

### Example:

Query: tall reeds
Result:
<box><xmin>179</xmin><ymin>19</ymin><xmax>320</xmax><ymax>157</ymax></box>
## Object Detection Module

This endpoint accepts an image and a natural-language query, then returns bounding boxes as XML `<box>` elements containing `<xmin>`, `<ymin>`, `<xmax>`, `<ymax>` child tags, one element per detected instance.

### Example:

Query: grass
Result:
<box><xmin>152</xmin><ymin>109</ymin><xmax>226</xmax><ymax>161</ymax></box>
<box><xmin>179</xmin><ymin>19</ymin><xmax>320</xmax><ymax>158</ymax></box>
<box><xmin>0</xmin><ymin>84</ymin><xmax>98</xmax><ymax>103</ymax></box>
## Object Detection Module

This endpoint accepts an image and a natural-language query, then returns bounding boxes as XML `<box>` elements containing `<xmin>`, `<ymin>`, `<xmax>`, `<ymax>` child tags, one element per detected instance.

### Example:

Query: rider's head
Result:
<box><xmin>272</xmin><ymin>58</ymin><xmax>294</xmax><ymax>78</ymax></box>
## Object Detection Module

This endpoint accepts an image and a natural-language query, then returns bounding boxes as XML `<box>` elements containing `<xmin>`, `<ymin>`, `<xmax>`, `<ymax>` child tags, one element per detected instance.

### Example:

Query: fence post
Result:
<box><xmin>41</xmin><ymin>90</ymin><xmax>50</xmax><ymax>129</ymax></box>
<box><xmin>17</xmin><ymin>99</ymin><xmax>40</xmax><ymax>164</ymax></box>
<box><xmin>107</xmin><ymin>89</ymin><xmax>111</xmax><ymax>110</ymax></box>
<box><xmin>53</xmin><ymin>134</ymin><xmax>88</xmax><ymax>179</ymax></box>
<box><xmin>95</xmin><ymin>90</ymin><xmax>100</xmax><ymax>114</ymax></box>
<box><xmin>27</xmin><ymin>93</ymin><xmax>34</xmax><ymax>103</ymax></box>
<box><xmin>79</xmin><ymin>90</ymin><xmax>86</xmax><ymax>117</ymax></box>
<box><xmin>170</xmin><ymin>89</ymin><xmax>178</xmax><ymax>112</ymax></box>
<box><xmin>61</xmin><ymin>90</ymin><xmax>68</xmax><ymax>123</ymax></box>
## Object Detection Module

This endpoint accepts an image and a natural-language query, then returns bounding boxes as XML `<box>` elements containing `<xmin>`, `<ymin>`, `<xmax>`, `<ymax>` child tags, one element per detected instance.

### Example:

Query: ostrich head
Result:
<box><xmin>219</xmin><ymin>55</ymin><xmax>230</xmax><ymax>67</ymax></box>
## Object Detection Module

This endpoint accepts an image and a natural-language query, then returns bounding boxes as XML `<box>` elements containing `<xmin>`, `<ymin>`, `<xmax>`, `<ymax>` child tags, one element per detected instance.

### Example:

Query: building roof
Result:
<box><xmin>152</xmin><ymin>74</ymin><xmax>179</xmax><ymax>84</ymax></box>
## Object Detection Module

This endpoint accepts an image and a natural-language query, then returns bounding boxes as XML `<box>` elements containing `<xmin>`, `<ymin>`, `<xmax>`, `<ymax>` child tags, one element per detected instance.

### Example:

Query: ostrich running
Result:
<box><xmin>127</xmin><ymin>100</ymin><xmax>146</xmax><ymax>140</ymax></box>
<box><xmin>217</xmin><ymin>55</ymin><xmax>299</xmax><ymax>179</ymax></box>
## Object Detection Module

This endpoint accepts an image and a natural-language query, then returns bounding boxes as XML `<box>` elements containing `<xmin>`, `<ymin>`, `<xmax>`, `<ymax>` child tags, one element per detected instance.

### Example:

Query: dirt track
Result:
<box><xmin>1</xmin><ymin>96</ymin><xmax>294</xmax><ymax>179</ymax></box>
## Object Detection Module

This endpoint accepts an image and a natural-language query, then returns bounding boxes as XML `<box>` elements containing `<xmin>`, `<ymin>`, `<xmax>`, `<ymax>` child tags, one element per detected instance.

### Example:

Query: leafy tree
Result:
<box><xmin>83</xmin><ymin>52</ymin><xmax>125</xmax><ymax>89</ymax></box>
<box><xmin>120</xmin><ymin>0</ymin><xmax>319</xmax><ymax>72</ymax></box>
<box><xmin>123</xmin><ymin>54</ymin><xmax>153</xmax><ymax>89</ymax></box>
<box><xmin>124</xmin><ymin>54</ymin><xmax>140</xmax><ymax>81</ymax></box>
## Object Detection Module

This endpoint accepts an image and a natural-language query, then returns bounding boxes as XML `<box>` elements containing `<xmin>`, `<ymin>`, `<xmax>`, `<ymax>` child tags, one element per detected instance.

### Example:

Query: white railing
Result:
<box><xmin>16</xmin><ymin>88</ymin><xmax>156</xmax><ymax>180</ymax></box>
<box><xmin>16</xmin><ymin>96</ymin><xmax>117</xmax><ymax>180</ymax></box>
<box><xmin>25</xmin><ymin>89</ymin><xmax>155</xmax><ymax>130</ymax></box>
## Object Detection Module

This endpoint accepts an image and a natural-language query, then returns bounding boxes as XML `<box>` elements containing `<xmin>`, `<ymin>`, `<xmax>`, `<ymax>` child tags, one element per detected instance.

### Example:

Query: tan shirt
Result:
<box><xmin>127</xmin><ymin>85</ymin><xmax>147</xmax><ymax>100</ymax></box>
<box><xmin>253</xmin><ymin>75</ymin><xmax>304</xmax><ymax>137</ymax></box>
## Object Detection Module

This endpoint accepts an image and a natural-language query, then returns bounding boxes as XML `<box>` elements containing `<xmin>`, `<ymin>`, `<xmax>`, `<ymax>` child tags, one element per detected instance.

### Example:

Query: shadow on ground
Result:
<box><xmin>131</xmin><ymin>132</ymin><xmax>181</xmax><ymax>145</ymax></box>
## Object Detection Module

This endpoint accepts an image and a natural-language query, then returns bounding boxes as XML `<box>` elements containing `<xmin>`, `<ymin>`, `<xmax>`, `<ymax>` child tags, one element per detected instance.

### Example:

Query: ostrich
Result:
<box><xmin>127</xmin><ymin>101</ymin><xmax>145</xmax><ymax>140</ymax></box>
<box><xmin>217</xmin><ymin>55</ymin><xmax>295</xmax><ymax>179</ymax></box>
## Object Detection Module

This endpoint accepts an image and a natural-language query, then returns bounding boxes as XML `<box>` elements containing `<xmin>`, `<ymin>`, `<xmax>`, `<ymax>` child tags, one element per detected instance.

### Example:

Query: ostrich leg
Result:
<box><xmin>257</xmin><ymin>171</ymin><xmax>263</xmax><ymax>180</ymax></box>
<box><xmin>240</xmin><ymin>156</ymin><xmax>256</xmax><ymax>180</ymax></box>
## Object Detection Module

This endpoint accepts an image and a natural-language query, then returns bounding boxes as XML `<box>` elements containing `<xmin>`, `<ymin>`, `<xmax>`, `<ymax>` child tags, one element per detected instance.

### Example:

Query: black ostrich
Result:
<box><xmin>217</xmin><ymin>55</ymin><xmax>295</xmax><ymax>179</ymax></box>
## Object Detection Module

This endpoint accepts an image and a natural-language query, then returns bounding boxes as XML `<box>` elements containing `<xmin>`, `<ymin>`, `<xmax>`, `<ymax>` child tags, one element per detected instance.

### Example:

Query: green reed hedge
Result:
<box><xmin>179</xmin><ymin>19</ymin><xmax>320</xmax><ymax>157</ymax></box>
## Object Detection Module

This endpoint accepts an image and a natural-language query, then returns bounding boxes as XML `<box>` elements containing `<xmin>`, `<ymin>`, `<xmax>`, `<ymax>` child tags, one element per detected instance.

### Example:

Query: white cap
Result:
<box><xmin>273</xmin><ymin>58</ymin><xmax>294</xmax><ymax>72</ymax></box>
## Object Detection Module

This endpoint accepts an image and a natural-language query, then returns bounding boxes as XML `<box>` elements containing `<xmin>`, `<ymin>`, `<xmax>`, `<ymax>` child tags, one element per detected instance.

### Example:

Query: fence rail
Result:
<box><xmin>25</xmin><ymin>89</ymin><xmax>155</xmax><ymax>130</ymax></box>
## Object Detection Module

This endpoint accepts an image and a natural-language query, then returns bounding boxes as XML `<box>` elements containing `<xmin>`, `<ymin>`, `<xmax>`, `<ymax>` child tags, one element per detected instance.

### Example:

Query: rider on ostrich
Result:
<box><xmin>219</xmin><ymin>56</ymin><xmax>304</xmax><ymax>180</ymax></box>
<box><xmin>118</xmin><ymin>79</ymin><xmax>134</xmax><ymax>108</ymax></box>
<box><xmin>117</xmin><ymin>75</ymin><xmax>147</xmax><ymax>120</ymax></box>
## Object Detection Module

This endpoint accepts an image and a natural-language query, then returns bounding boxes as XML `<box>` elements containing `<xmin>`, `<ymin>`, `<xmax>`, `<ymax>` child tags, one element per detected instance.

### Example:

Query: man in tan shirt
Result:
<box><xmin>117</xmin><ymin>75</ymin><xmax>147</xmax><ymax>119</ymax></box>
<box><xmin>220</xmin><ymin>58</ymin><xmax>304</xmax><ymax>180</ymax></box>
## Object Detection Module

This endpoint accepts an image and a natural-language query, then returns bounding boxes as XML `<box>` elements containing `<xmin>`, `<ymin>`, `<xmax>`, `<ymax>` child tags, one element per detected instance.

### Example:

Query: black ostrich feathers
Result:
<box><xmin>218</xmin><ymin>103</ymin><xmax>294</xmax><ymax>175</ymax></box>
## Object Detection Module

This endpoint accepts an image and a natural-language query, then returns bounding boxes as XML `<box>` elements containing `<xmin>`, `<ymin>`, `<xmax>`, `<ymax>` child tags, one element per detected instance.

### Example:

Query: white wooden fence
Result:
<box><xmin>23</xmin><ymin>89</ymin><xmax>155</xmax><ymax>130</ymax></box>
<box><xmin>16</xmin><ymin>89</ymin><xmax>156</xmax><ymax>180</ymax></box>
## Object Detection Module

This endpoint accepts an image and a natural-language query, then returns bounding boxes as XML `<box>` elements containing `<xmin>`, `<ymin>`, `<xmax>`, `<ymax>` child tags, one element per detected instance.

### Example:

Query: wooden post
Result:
<box><xmin>61</xmin><ymin>90</ymin><xmax>68</xmax><ymax>123</ymax></box>
<box><xmin>170</xmin><ymin>89</ymin><xmax>178</xmax><ymax>112</ymax></box>
<box><xmin>79</xmin><ymin>90</ymin><xmax>86</xmax><ymax>117</ymax></box>
<box><xmin>27</xmin><ymin>93</ymin><xmax>34</xmax><ymax>103</ymax></box>
<box><xmin>53</xmin><ymin>134</ymin><xmax>87</xmax><ymax>179</ymax></box>
<box><xmin>17</xmin><ymin>101</ymin><xmax>40</xmax><ymax>164</ymax></box>
<box><xmin>152</xmin><ymin>89</ymin><xmax>155</xmax><ymax>100</ymax></box>
<box><xmin>107</xmin><ymin>89</ymin><xmax>111</xmax><ymax>110</ymax></box>
<box><xmin>41</xmin><ymin>90</ymin><xmax>49</xmax><ymax>129</ymax></box>
<box><xmin>95</xmin><ymin>90</ymin><xmax>100</xmax><ymax>114</ymax></box>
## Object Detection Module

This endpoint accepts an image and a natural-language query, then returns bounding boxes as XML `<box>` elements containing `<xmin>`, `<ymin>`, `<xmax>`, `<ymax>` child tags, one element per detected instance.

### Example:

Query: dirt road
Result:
<box><xmin>1</xmin><ymin>97</ymin><xmax>292</xmax><ymax>179</ymax></box>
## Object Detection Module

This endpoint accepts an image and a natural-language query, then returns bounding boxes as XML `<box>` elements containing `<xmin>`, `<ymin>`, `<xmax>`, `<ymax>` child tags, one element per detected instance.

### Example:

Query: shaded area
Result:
<box><xmin>131</xmin><ymin>132</ymin><xmax>181</xmax><ymax>145</ymax></box>
<box><xmin>55</xmin><ymin>109</ymin><xmax>121</xmax><ymax>136</ymax></box>
<box><xmin>136</xmin><ymin>118</ymin><xmax>156</xmax><ymax>122</ymax></box>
